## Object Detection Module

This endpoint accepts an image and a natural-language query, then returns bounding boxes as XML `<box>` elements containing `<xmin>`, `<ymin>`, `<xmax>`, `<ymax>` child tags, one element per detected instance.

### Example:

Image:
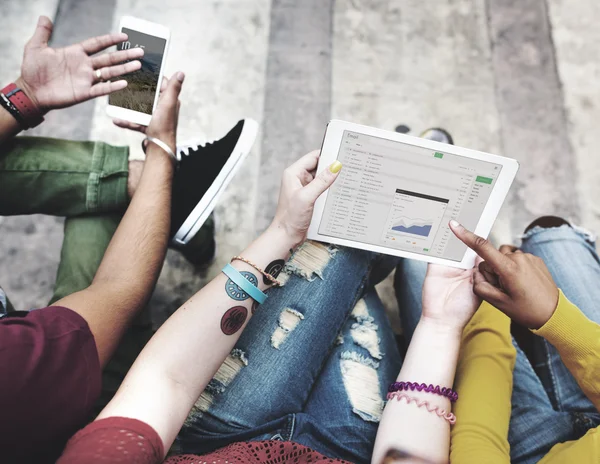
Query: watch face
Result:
<box><xmin>109</xmin><ymin>28</ymin><xmax>167</xmax><ymax>114</ymax></box>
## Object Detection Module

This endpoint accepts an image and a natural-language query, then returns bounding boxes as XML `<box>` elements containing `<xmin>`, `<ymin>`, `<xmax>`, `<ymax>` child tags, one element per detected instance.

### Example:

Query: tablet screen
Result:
<box><xmin>318</xmin><ymin>130</ymin><xmax>503</xmax><ymax>261</ymax></box>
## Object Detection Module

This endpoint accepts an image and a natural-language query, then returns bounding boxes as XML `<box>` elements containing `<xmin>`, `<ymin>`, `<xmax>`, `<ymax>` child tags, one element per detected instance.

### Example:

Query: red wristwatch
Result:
<box><xmin>1</xmin><ymin>83</ymin><xmax>44</xmax><ymax>129</ymax></box>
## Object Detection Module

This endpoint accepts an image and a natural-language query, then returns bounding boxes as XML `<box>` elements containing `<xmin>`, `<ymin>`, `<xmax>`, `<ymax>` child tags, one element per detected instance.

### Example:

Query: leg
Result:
<box><xmin>394</xmin><ymin>258</ymin><xmax>427</xmax><ymax>345</ymax></box>
<box><xmin>50</xmin><ymin>215</ymin><xmax>120</xmax><ymax>303</ymax></box>
<box><xmin>300</xmin><ymin>289</ymin><xmax>403</xmax><ymax>464</ymax></box>
<box><xmin>176</xmin><ymin>242</ymin><xmax>381</xmax><ymax>454</ymax></box>
<box><xmin>509</xmin><ymin>341</ymin><xmax>575</xmax><ymax>463</ymax></box>
<box><xmin>520</xmin><ymin>225</ymin><xmax>600</xmax><ymax>422</ymax></box>
<box><xmin>1</xmin><ymin>135</ymin><xmax>131</xmax><ymax>304</ymax></box>
<box><xmin>0</xmin><ymin>135</ymin><xmax>215</xmax><ymax>264</ymax></box>
<box><xmin>0</xmin><ymin>136</ymin><xmax>130</xmax><ymax>216</ymax></box>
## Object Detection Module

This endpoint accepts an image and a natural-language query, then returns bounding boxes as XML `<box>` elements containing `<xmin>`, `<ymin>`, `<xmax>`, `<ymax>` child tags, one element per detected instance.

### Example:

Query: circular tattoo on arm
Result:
<box><xmin>225</xmin><ymin>271</ymin><xmax>259</xmax><ymax>300</ymax></box>
<box><xmin>264</xmin><ymin>259</ymin><xmax>285</xmax><ymax>285</ymax></box>
<box><xmin>220</xmin><ymin>306</ymin><xmax>248</xmax><ymax>335</ymax></box>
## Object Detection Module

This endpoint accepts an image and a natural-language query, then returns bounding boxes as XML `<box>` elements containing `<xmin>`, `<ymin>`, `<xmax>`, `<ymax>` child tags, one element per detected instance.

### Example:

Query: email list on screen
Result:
<box><xmin>318</xmin><ymin>131</ymin><xmax>502</xmax><ymax>261</ymax></box>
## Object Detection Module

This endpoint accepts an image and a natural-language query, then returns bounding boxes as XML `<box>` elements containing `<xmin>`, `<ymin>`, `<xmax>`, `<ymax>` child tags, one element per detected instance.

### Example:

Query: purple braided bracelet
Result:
<box><xmin>388</xmin><ymin>381</ymin><xmax>458</xmax><ymax>402</ymax></box>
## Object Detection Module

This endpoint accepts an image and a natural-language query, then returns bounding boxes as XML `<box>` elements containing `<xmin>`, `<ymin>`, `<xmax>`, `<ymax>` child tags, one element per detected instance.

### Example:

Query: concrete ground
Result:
<box><xmin>1</xmin><ymin>0</ymin><xmax>599</xmax><ymax>325</ymax></box>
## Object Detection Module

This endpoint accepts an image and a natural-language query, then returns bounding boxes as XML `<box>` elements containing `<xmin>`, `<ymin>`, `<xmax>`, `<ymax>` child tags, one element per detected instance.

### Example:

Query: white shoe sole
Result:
<box><xmin>172</xmin><ymin>119</ymin><xmax>259</xmax><ymax>246</ymax></box>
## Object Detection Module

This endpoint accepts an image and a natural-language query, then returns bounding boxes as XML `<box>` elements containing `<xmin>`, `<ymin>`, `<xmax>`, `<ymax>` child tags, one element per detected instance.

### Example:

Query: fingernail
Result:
<box><xmin>329</xmin><ymin>161</ymin><xmax>342</xmax><ymax>173</ymax></box>
<box><xmin>449</xmin><ymin>219</ymin><xmax>460</xmax><ymax>228</ymax></box>
<box><xmin>177</xmin><ymin>72</ymin><xmax>185</xmax><ymax>82</ymax></box>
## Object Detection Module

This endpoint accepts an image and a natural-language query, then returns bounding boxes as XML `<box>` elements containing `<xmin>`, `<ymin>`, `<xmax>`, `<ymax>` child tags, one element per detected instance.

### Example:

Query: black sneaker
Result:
<box><xmin>170</xmin><ymin>119</ymin><xmax>258</xmax><ymax>245</ymax></box>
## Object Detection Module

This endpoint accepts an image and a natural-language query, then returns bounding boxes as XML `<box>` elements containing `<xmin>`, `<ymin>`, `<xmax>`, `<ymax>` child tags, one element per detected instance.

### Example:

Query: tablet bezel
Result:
<box><xmin>307</xmin><ymin>119</ymin><xmax>519</xmax><ymax>269</ymax></box>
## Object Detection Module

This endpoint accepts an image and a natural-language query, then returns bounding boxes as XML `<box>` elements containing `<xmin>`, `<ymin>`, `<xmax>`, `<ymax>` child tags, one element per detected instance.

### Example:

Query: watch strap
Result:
<box><xmin>1</xmin><ymin>83</ymin><xmax>44</xmax><ymax>129</ymax></box>
<box><xmin>0</xmin><ymin>92</ymin><xmax>26</xmax><ymax>127</ymax></box>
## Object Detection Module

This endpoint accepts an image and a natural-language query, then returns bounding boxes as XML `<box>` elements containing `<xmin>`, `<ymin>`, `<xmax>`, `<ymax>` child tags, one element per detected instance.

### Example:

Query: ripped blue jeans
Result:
<box><xmin>508</xmin><ymin>225</ymin><xmax>600</xmax><ymax>463</ymax></box>
<box><xmin>175</xmin><ymin>242</ymin><xmax>406</xmax><ymax>463</ymax></box>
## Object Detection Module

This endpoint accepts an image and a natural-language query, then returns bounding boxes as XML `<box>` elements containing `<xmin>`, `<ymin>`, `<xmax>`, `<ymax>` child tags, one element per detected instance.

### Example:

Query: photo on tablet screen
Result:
<box><xmin>108</xmin><ymin>28</ymin><xmax>166</xmax><ymax>114</ymax></box>
<box><xmin>317</xmin><ymin>130</ymin><xmax>503</xmax><ymax>262</ymax></box>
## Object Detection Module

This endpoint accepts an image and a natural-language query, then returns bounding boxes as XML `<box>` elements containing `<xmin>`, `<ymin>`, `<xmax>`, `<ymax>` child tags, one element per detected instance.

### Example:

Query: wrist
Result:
<box><xmin>532</xmin><ymin>288</ymin><xmax>560</xmax><ymax>330</ymax></box>
<box><xmin>265</xmin><ymin>221</ymin><xmax>304</xmax><ymax>249</ymax></box>
<box><xmin>142</xmin><ymin>136</ymin><xmax>177</xmax><ymax>166</ymax></box>
<box><xmin>145</xmin><ymin>128</ymin><xmax>176</xmax><ymax>153</ymax></box>
<box><xmin>417</xmin><ymin>316</ymin><xmax>464</xmax><ymax>341</ymax></box>
<box><xmin>15</xmin><ymin>76</ymin><xmax>45</xmax><ymax>115</ymax></box>
<box><xmin>144</xmin><ymin>143</ymin><xmax>176</xmax><ymax>172</ymax></box>
<box><xmin>267</xmin><ymin>220</ymin><xmax>305</xmax><ymax>248</ymax></box>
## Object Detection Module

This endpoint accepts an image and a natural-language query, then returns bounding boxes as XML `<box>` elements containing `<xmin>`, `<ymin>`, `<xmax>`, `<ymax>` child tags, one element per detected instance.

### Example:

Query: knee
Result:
<box><xmin>520</xmin><ymin>223</ymin><xmax>596</xmax><ymax>254</ymax></box>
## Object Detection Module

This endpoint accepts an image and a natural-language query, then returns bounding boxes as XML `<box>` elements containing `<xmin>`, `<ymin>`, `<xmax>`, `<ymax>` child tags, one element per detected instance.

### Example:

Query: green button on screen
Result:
<box><xmin>476</xmin><ymin>176</ymin><xmax>493</xmax><ymax>184</ymax></box>
<box><xmin>434</xmin><ymin>152</ymin><xmax>444</xmax><ymax>159</ymax></box>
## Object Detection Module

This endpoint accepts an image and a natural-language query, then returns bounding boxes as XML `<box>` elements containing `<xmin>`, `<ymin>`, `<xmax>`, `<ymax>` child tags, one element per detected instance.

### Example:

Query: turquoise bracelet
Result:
<box><xmin>222</xmin><ymin>263</ymin><xmax>268</xmax><ymax>304</ymax></box>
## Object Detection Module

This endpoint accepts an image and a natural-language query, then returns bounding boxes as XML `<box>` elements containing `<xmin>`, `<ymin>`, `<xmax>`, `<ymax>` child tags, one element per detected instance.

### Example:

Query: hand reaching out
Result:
<box><xmin>450</xmin><ymin>220</ymin><xmax>559</xmax><ymax>329</ymax></box>
<box><xmin>17</xmin><ymin>16</ymin><xmax>144</xmax><ymax>112</ymax></box>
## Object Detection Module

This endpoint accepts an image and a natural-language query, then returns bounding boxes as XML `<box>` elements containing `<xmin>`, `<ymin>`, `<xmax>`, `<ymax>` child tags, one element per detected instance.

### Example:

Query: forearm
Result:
<box><xmin>98</xmin><ymin>224</ymin><xmax>297</xmax><ymax>451</ymax></box>
<box><xmin>157</xmin><ymin>225</ymin><xmax>294</xmax><ymax>388</ymax></box>
<box><xmin>55</xmin><ymin>145</ymin><xmax>173</xmax><ymax>365</ymax></box>
<box><xmin>92</xmin><ymin>145</ymin><xmax>172</xmax><ymax>291</ymax></box>
<box><xmin>373</xmin><ymin>319</ymin><xmax>461</xmax><ymax>464</ymax></box>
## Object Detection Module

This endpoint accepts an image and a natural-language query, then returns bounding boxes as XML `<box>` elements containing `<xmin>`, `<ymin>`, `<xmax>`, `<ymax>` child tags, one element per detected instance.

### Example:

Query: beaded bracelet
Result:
<box><xmin>388</xmin><ymin>381</ymin><xmax>458</xmax><ymax>402</ymax></box>
<box><xmin>231</xmin><ymin>256</ymin><xmax>283</xmax><ymax>286</ymax></box>
<box><xmin>386</xmin><ymin>392</ymin><xmax>456</xmax><ymax>425</ymax></box>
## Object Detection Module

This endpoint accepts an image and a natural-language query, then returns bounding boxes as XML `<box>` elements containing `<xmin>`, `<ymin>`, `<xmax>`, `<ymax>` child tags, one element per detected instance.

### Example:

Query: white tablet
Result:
<box><xmin>307</xmin><ymin>120</ymin><xmax>519</xmax><ymax>269</ymax></box>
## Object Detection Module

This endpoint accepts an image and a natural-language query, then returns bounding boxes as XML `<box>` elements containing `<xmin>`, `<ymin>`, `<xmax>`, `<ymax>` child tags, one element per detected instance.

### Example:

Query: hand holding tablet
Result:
<box><xmin>307</xmin><ymin>120</ymin><xmax>519</xmax><ymax>269</ymax></box>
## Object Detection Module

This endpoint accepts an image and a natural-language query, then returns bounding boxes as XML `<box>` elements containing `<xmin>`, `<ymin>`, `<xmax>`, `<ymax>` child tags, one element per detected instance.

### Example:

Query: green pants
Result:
<box><xmin>0</xmin><ymin>136</ymin><xmax>130</xmax><ymax>310</ymax></box>
<box><xmin>0</xmin><ymin>136</ymin><xmax>212</xmax><ymax>412</ymax></box>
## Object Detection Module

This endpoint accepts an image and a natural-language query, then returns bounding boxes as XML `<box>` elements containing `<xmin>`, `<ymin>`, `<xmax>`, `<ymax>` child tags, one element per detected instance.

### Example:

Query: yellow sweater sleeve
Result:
<box><xmin>450</xmin><ymin>301</ymin><xmax>515</xmax><ymax>464</ymax></box>
<box><xmin>533</xmin><ymin>291</ymin><xmax>600</xmax><ymax>411</ymax></box>
<box><xmin>533</xmin><ymin>291</ymin><xmax>600</xmax><ymax>463</ymax></box>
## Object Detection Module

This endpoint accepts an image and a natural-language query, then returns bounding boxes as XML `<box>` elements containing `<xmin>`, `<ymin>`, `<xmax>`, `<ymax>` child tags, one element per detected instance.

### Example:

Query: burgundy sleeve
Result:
<box><xmin>0</xmin><ymin>306</ymin><xmax>101</xmax><ymax>462</ymax></box>
<box><xmin>58</xmin><ymin>416</ymin><xmax>165</xmax><ymax>464</ymax></box>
